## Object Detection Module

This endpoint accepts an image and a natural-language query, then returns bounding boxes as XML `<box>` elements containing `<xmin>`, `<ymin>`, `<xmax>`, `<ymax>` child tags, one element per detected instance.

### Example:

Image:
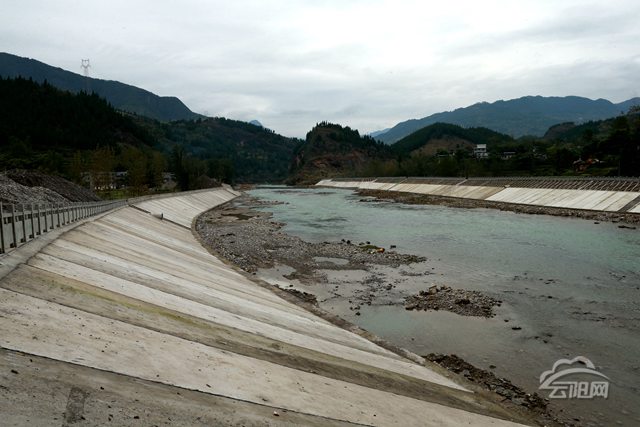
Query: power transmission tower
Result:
<box><xmin>80</xmin><ymin>59</ymin><xmax>91</xmax><ymax>93</ymax></box>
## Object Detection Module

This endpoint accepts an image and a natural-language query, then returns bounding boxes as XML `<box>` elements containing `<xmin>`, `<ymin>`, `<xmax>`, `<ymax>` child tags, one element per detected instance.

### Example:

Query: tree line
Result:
<box><xmin>0</xmin><ymin>77</ymin><xmax>238</xmax><ymax>196</ymax></box>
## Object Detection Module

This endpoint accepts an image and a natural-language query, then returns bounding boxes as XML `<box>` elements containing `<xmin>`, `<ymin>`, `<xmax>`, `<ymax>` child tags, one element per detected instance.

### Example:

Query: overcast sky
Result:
<box><xmin>2</xmin><ymin>0</ymin><xmax>639</xmax><ymax>137</ymax></box>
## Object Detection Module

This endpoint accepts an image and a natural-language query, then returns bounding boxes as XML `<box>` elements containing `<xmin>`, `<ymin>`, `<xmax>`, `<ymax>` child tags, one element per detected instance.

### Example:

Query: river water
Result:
<box><xmin>248</xmin><ymin>186</ymin><xmax>640</xmax><ymax>426</ymax></box>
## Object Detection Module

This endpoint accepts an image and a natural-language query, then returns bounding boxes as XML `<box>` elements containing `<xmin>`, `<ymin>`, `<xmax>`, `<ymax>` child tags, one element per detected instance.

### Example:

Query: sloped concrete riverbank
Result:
<box><xmin>318</xmin><ymin>177</ymin><xmax>640</xmax><ymax>219</ymax></box>
<box><xmin>0</xmin><ymin>188</ymin><xmax>538</xmax><ymax>426</ymax></box>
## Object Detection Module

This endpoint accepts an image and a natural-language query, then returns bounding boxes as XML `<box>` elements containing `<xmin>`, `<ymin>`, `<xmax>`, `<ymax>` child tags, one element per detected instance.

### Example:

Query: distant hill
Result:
<box><xmin>287</xmin><ymin>122</ymin><xmax>391</xmax><ymax>184</ymax></box>
<box><xmin>0</xmin><ymin>77</ymin><xmax>301</xmax><ymax>186</ymax></box>
<box><xmin>249</xmin><ymin>120</ymin><xmax>264</xmax><ymax>128</ymax></box>
<box><xmin>138</xmin><ymin>116</ymin><xmax>300</xmax><ymax>183</ymax></box>
<box><xmin>392</xmin><ymin>123</ymin><xmax>514</xmax><ymax>156</ymax></box>
<box><xmin>0</xmin><ymin>52</ymin><xmax>202</xmax><ymax>122</ymax></box>
<box><xmin>376</xmin><ymin>96</ymin><xmax>640</xmax><ymax>143</ymax></box>
<box><xmin>0</xmin><ymin>77</ymin><xmax>153</xmax><ymax>161</ymax></box>
<box><xmin>368</xmin><ymin>128</ymin><xmax>391</xmax><ymax>138</ymax></box>
<box><xmin>289</xmin><ymin>111</ymin><xmax>639</xmax><ymax>180</ymax></box>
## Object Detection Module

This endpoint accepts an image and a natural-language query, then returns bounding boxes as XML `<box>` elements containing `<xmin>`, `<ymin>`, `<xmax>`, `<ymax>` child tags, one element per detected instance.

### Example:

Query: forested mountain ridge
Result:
<box><xmin>0</xmin><ymin>76</ymin><xmax>154</xmax><ymax>169</ymax></box>
<box><xmin>136</xmin><ymin>116</ymin><xmax>300</xmax><ymax>183</ymax></box>
<box><xmin>391</xmin><ymin>123</ymin><xmax>514</xmax><ymax>156</ymax></box>
<box><xmin>296</xmin><ymin>110</ymin><xmax>640</xmax><ymax>179</ymax></box>
<box><xmin>0</xmin><ymin>78</ymin><xmax>300</xmax><ymax>191</ymax></box>
<box><xmin>0</xmin><ymin>52</ymin><xmax>201</xmax><ymax>122</ymax></box>
<box><xmin>376</xmin><ymin>95</ymin><xmax>640</xmax><ymax>143</ymax></box>
<box><xmin>287</xmin><ymin>122</ymin><xmax>391</xmax><ymax>184</ymax></box>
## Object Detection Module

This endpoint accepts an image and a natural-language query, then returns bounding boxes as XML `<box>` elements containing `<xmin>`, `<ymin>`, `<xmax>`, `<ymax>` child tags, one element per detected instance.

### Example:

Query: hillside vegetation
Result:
<box><xmin>392</xmin><ymin>123</ymin><xmax>513</xmax><ymax>154</ymax></box>
<box><xmin>287</xmin><ymin>122</ymin><xmax>391</xmax><ymax>184</ymax></box>
<box><xmin>137</xmin><ymin>116</ymin><xmax>300</xmax><ymax>183</ymax></box>
<box><xmin>0</xmin><ymin>78</ymin><xmax>299</xmax><ymax>194</ymax></box>
<box><xmin>0</xmin><ymin>52</ymin><xmax>201</xmax><ymax>122</ymax></box>
<box><xmin>376</xmin><ymin>95</ymin><xmax>640</xmax><ymax>143</ymax></box>
<box><xmin>0</xmin><ymin>77</ymin><xmax>154</xmax><ymax>171</ymax></box>
<box><xmin>299</xmin><ymin>112</ymin><xmax>640</xmax><ymax>179</ymax></box>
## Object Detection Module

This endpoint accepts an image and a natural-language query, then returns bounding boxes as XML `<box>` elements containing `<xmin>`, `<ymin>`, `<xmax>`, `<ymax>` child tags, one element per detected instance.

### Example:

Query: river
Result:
<box><xmin>248</xmin><ymin>186</ymin><xmax>640</xmax><ymax>427</ymax></box>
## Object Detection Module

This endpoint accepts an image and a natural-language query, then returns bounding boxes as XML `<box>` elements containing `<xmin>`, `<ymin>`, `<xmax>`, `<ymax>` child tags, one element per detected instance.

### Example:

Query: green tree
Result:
<box><xmin>90</xmin><ymin>146</ymin><xmax>115</xmax><ymax>190</ymax></box>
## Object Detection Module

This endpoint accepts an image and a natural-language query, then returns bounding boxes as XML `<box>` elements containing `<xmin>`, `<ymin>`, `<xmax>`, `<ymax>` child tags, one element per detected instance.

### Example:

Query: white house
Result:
<box><xmin>474</xmin><ymin>144</ymin><xmax>488</xmax><ymax>159</ymax></box>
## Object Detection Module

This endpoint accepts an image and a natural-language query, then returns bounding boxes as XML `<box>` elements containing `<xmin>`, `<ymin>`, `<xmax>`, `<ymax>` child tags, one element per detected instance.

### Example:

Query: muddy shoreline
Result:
<box><xmin>195</xmin><ymin>194</ymin><xmax>571</xmax><ymax>426</ymax></box>
<box><xmin>356</xmin><ymin>189</ymin><xmax>640</xmax><ymax>225</ymax></box>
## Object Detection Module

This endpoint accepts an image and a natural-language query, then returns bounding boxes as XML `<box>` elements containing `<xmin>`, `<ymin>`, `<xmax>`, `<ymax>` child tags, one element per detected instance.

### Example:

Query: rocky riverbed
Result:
<box><xmin>195</xmin><ymin>193</ymin><xmax>577</xmax><ymax>426</ymax></box>
<box><xmin>405</xmin><ymin>285</ymin><xmax>501</xmax><ymax>317</ymax></box>
<box><xmin>425</xmin><ymin>354</ymin><xmax>569</xmax><ymax>426</ymax></box>
<box><xmin>197</xmin><ymin>198</ymin><xmax>509</xmax><ymax>319</ymax></box>
<box><xmin>196</xmin><ymin>195</ymin><xmax>424</xmax><ymax>284</ymax></box>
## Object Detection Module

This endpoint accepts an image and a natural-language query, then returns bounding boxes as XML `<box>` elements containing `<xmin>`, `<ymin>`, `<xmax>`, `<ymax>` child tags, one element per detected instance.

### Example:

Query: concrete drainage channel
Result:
<box><xmin>0</xmin><ymin>187</ymin><xmax>538</xmax><ymax>426</ymax></box>
<box><xmin>318</xmin><ymin>176</ymin><xmax>640</xmax><ymax>213</ymax></box>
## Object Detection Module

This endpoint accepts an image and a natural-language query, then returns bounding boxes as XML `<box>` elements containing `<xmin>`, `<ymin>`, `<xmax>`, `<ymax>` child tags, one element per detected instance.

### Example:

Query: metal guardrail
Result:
<box><xmin>0</xmin><ymin>186</ymin><xmax>236</xmax><ymax>255</ymax></box>
<box><xmin>0</xmin><ymin>200</ymin><xmax>126</xmax><ymax>255</ymax></box>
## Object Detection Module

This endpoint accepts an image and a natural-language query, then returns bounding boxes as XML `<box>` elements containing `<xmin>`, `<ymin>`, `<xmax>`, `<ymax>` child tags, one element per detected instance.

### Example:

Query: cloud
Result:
<box><xmin>1</xmin><ymin>0</ymin><xmax>639</xmax><ymax>137</ymax></box>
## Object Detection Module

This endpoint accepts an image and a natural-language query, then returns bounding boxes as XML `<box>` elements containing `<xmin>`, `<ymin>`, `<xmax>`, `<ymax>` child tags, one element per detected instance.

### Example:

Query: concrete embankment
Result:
<box><xmin>318</xmin><ymin>177</ymin><xmax>640</xmax><ymax>213</ymax></box>
<box><xmin>0</xmin><ymin>188</ymin><xmax>533</xmax><ymax>426</ymax></box>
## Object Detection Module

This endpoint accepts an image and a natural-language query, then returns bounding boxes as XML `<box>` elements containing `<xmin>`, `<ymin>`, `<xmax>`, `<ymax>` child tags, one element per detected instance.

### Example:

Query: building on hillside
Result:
<box><xmin>474</xmin><ymin>144</ymin><xmax>488</xmax><ymax>159</ymax></box>
<box><xmin>81</xmin><ymin>171</ymin><xmax>125</xmax><ymax>191</ymax></box>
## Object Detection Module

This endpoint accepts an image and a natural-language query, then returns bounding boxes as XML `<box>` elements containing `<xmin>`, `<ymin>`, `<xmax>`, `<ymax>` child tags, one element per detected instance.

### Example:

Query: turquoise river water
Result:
<box><xmin>249</xmin><ymin>186</ymin><xmax>640</xmax><ymax>427</ymax></box>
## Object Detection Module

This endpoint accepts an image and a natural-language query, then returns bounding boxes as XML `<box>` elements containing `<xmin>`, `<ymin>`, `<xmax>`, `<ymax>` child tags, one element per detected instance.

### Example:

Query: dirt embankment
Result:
<box><xmin>357</xmin><ymin>189</ymin><xmax>640</xmax><ymax>225</ymax></box>
<box><xmin>0</xmin><ymin>169</ymin><xmax>100</xmax><ymax>205</ymax></box>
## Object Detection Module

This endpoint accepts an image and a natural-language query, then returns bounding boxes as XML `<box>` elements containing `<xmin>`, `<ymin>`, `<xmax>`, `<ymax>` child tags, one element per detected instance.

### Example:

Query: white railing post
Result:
<box><xmin>30</xmin><ymin>203</ymin><xmax>35</xmax><ymax>239</ymax></box>
<box><xmin>21</xmin><ymin>204</ymin><xmax>27</xmax><ymax>244</ymax></box>
<box><xmin>36</xmin><ymin>204</ymin><xmax>42</xmax><ymax>235</ymax></box>
<box><xmin>0</xmin><ymin>202</ymin><xmax>5</xmax><ymax>254</ymax></box>
<box><xmin>10</xmin><ymin>204</ymin><xmax>18</xmax><ymax>248</ymax></box>
<box><xmin>43</xmin><ymin>204</ymin><xmax>49</xmax><ymax>232</ymax></box>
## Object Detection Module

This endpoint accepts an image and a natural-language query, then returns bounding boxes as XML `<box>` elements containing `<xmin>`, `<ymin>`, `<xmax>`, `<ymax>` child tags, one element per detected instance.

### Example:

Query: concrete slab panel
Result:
<box><xmin>0</xmin><ymin>187</ymin><xmax>539</xmax><ymax>425</ymax></box>
<box><xmin>0</xmin><ymin>289</ymin><xmax>526</xmax><ymax>427</ymax></box>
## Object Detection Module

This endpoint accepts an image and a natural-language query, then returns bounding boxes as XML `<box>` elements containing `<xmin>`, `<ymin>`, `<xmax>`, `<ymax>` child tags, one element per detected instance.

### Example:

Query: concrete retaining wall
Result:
<box><xmin>317</xmin><ymin>178</ymin><xmax>640</xmax><ymax>213</ymax></box>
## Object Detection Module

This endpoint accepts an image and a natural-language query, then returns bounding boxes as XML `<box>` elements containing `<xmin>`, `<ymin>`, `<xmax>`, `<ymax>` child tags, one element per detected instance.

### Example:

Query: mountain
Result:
<box><xmin>137</xmin><ymin>116</ymin><xmax>300</xmax><ymax>183</ymax></box>
<box><xmin>287</xmin><ymin>122</ymin><xmax>391</xmax><ymax>185</ymax></box>
<box><xmin>249</xmin><ymin>120</ymin><xmax>264</xmax><ymax>127</ymax></box>
<box><xmin>368</xmin><ymin>128</ymin><xmax>391</xmax><ymax>138</ymax></box>
<box><xmin>392</xmin><ymin>123</ymin><xmax>514</xmax><ymax>156</ymax></box>
<box><xmin>0</xmin><ymin>77</ymin><xmax>154</xmax><ymax>168</ymax></box>
<box><xmin>0</xmin><ymin>76</ymin><xmax>176</xmax><ymax>192</ymax></box>
<box><xmin>0</xmin><ymin>52</ymin><xmax>201</xmax><ymax>122</ymax></box>
<box><xmin>376</xmin><ymin>96</ymin><xmax>640</xmax><ymax>143</ymax></box>
<box><xmin>0</xmin><ymin>77</ymin><xmax>300</xmax><ymax>187</ymax></box>
<box><xmin>542</xmin><ymin>111</ymin><xmax>640</xmax><ymax>176</ymax></box>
